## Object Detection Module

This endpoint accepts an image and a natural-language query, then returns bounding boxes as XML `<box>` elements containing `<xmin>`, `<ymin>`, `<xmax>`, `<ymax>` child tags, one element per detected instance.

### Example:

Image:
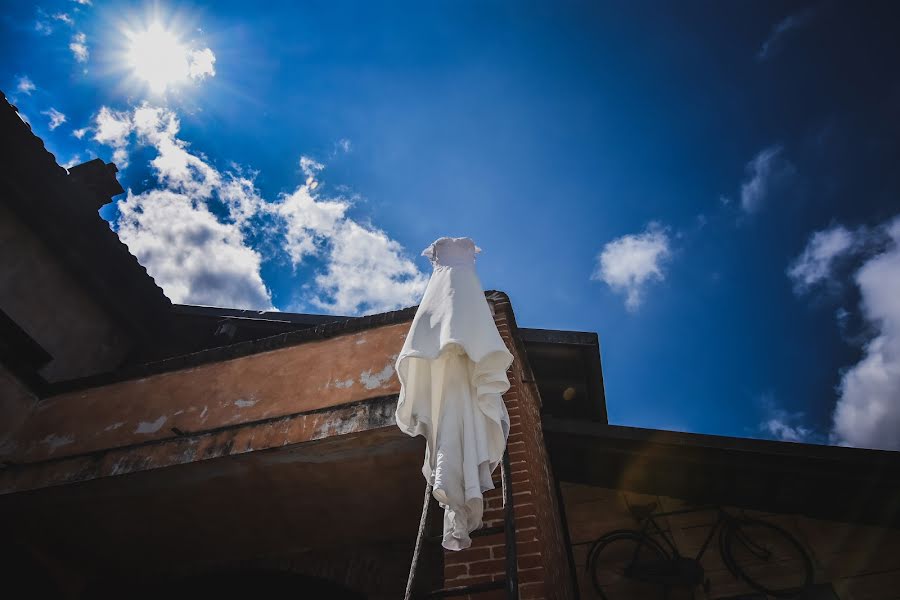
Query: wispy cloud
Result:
<box><xmin>757</xmin><ymin>393</ymin><xmax>818</xmax><ymax>443</ymax></box>
<box><xmin>312</xmin><ymin>221</ymin><xmax>427</xmax><ymax>314</ymax></box>
<box><xmin>592</xmin><ymin>222</ymin><xmax>671</xmax><ymax>312</ymax></box>
<box><xmin>16</xmin><ymin>76</ymin><xmax>36</xmax><ymax>95</ymax></box>
<box><xmin>787</xmin><ymin>225</ymin><xmax>857</xmax><ymax>293</ymax></box>
<box><xmin>740</xmin><ymin>144</ymin><xmax>796</xmax><ymax>213</ymax></box>
<box><xmin>62</xmin><ymin>155</ymin><xmax>82</xmax><ymax>170</ymax></box>
<box><xmin>52</xmin><ymin>13</ymin><xmax>74</xmax><ymax>26</ymax></box>
<box><xmin>92</xmin><ymin>103</ymin><xmax>426</xmax><ymax>314</ymax></box>
<box><xmin>35</xmin><ymin>20</ymin><xmax>53</xmax><ymax>35</ymax></box>
<box><xmin>332</xmin><ymin>138</ymin><xmax>352</xmax><ymax>157</ymax></box>
<box><xmin>70</xmin><ymin>32</ymin><xmax>89</xmax><ymax>63</ymax></box>
<box><xmin>42</xmin><ymin>108</ymin><xmax>67</xmax><ymax>130</ymax></box>
<box><xmin>93</xmin><ymin>106</ymin><xmax>133</xmax><ymax>166</ymax></box>
<box><xmin>790</xmin><ymin>217</ymin><xmax>900</xmax><ymax>450</ymax></box>
<box><xmin>72</xmin><ymin>0</ymin><xmax>93</xmax><ymax>5</ymax></box>
<box><xmin>72</xmin><ymin>127</ymin><xmax>89</xmax><ymax>139</ymax></box>
<box><xmin>757</xmin><ymin>10</ymin><xmax>815</xmax><ymax>62</ymax></box>
<box><xmin>188</xmin><ymin>48</ymin><xmax>216</xmax><ymax>80</ymax></box>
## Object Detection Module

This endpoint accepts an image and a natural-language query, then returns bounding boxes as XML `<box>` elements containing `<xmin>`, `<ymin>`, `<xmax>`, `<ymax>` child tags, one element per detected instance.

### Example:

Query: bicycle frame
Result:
<box><xmin>632</xmin><ymin>504</ymin><xmax>724</xmax><ymax>565</ymax></box>
<box><xmin>591</xmin><ymin>503</ymin><xmax>814</xmax><ymax>597</ymax></box>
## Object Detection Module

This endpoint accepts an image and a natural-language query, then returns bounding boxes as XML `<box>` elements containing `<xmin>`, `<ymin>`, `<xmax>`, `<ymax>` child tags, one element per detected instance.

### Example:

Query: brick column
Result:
<box><xmin>442</xmin><ymin>293</ymin><xmax>574</xmax><ymax>599</ymax></box>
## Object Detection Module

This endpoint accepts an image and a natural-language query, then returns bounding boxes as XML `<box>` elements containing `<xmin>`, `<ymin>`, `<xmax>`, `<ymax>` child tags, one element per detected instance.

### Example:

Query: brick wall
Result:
<box><xmin>442</xmin><ymin>294</ymin><xmax>574</xmax><ymax>599</ymax></box>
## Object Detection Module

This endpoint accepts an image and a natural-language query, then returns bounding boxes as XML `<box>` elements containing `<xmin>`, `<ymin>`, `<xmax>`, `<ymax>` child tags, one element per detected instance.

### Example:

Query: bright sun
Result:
<box><xmin>127</xmin><ymin>22</ymin><xmax>191</xmax><ymax>94</ymax></box>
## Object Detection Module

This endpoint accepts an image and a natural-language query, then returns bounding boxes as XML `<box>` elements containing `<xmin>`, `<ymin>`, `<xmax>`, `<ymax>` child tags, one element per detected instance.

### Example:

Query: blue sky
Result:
<box><xmin>3</xmin><ymin>1</ymin><xmax>900</xmax><ymax>449</ymax></box>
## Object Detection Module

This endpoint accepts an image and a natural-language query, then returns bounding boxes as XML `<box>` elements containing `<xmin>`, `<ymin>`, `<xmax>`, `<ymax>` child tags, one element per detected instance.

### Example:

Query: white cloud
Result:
<box><xmin>299</xmin><ymin>155</ymin><xmax>325</xmax><ymax>189</ymax></box>
<box><xmin>16</xmin><ymin>76</ymin><xmax>36</xmax><ymax>95</ymax></box>
<box><xmin>117</xmin><ymin>189</ymin><xmax>272</xmax><ymax>309</ymax></box>
<box><xmin>93</xmin><ymin>106</ymin><xmax>133</xmax><ymax>167</ymax></box>
<box><xmin>758</xmin><ymin>394</ymin><xmax>817</xmax><ymax>443</ymax></box>
<box><xmin>276</xmin><ymin>184</ymin><xmax>348</xmax><ymax>265</ymax></box>
<box><xmin>791</xmin><ymin>217</ymin><xmax>900</xmax><ymax>450</ymax></box>
<box><xmin>72</xmin><ymin>127</ymin><xmax>89</xmax><ymax>139</ymax></box>
<box><xmin>312</xmin><ymin>221</ymin><xmax>428</xmax><ymax>315</ymax></box>
<box><xmin>133</xmin><ymin>104</ymin><xmax>221</xmax><ymax>197</ymax></box>
<box><xmin>62</xmin><ymin>155</ymin><xmax>82</xmax><ymax>170</ymax></box>
<box><xmin>53</xmin><ymin>13</ymin><xmax>74</xmax><ymax>25</ymax></box>
<box><xmin>70</xmin><ymin>32</ymin><xmax>89</xmax><ymax>62</ymax></box>
<box><xmin>72</xmin><ymin>0</ymin><xmax>92</xmax><ymax>5</ymax></box>
<box><xmin>592</xmin><ymin>223</ymin><xmax>671</xmax><ymax>312</ymax></box>
<box><xmin>188</xmin><ymin>48</ymin><xmax>216</xmax><ymax>80</ymax></box>
<box><xmin>757</xmin><ymin>11</ymin><xmax>814</xmax><ymax>62</ymax></box>
<box><xmin>831</xmin><ymin>218</ymin><xmax>900</xmax><ymax>450</ymax></box>
<box><xmin>92</xmin><ymin>103</ymin><xmax>425</xmax><ymax>315</ymax></box>
<box><xmin>300</xmin><ymin>156</ymin><xmax>324</xmax><ymax>177</ymax></box>
<box><xmin>787</xmin><ymin>225</ymin><xmax>857</xmax><ymax>292</ymax></box>
<box><xmin>35</xmin><ymin>20</ymin><xmax>53</xmax><ymax>35</ymax></box>
<box><xmin>218</xmin><ymin>173</ymin><xmax>265</xmax><ymax>227</ymax></box>
<box><xmin>740</xmin><ymin>144</ymin><xmax>796</xmax><ymax>213</ymax></box>
<box><xmin>42</xmin><ymin>108</ymin><xmax>67</xmax><ymax>130</ymax></box>
<box><xmin>334</xmin><ymin>138</ymin><xmax>352</xmax><ymax>155</ymax></box>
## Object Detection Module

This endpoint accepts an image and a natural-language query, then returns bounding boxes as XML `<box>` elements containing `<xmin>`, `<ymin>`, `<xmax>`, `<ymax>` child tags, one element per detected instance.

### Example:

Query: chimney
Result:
<box><xmin>66</xmin><ymin>158</ymin><xmax>125</xmax><ymax>211</ymax></box>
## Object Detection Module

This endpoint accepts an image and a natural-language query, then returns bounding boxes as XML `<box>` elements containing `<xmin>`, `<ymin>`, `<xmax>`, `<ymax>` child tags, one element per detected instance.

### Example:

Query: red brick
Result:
<box><xmin>476</xmin><ymin>533</ymin><xmax>505</xmax><ymax>547</ymax></box>
<box><xmin>515</xmin><ymin>540</ymin><xmax>543</xmax><ymax>556</ymax></box>
<box><xmin>507</xmin><ymin>440</ymin><xmax>526</xmax><ymax>453</ymax></box>
<box><xmin>511</xmin><ymin>470</ymin><xmax>531</xmax><ymax>484</ymax></box>
<box><xmin>517</xmin><ymin>553</ymin><xmax>544</xmax><ymax>570</ymax></box>
<box><xmin>518</xmin><ymin>567</ymin><xmax>545</xmax><ymax>584</ymax></box>
<box><xmin>445</xmin><ymin>547</ymin><xmax>490</xmax><ymax>565</ymax></box>
<box><xmin>519</xmin><ymin>582</ymin><xmax>547</xmax><ymax>599</ymax></box>
<box><xmin>516</xmin><ymin>515</ymin><xmax>537</xmax><ymax>531</ymax></box>
<box><xmin>444</xmin><ymin>564</ymin><xmax>468</xmax><ymax>580</ymax></box>
<box><xmin>514</xmin><ymin>502</ymin><xmax>537</xmax><ymax>518</ymax></box>
<box><xmin>451</xmin><ymin>573</ymin><xmax>492</xmax><ymax>585</ymax></box>
<box><xmin>468</xmin><ymin>558</ymin><xmax>506</xmax><ymax>576</ymax></box>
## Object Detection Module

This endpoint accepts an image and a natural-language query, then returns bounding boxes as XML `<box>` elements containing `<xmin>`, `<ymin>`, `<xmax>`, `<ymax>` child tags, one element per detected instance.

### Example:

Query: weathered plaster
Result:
<box><xmin>8</xmin><ymin>322</ymin><xmax>409</xmax><ymax>466</ymax></box>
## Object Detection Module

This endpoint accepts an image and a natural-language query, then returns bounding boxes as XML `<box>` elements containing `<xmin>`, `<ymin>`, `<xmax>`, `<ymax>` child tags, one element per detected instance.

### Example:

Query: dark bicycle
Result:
<box><xmin>585</xmin><ymin>503</ymin><xmax>814</xmax><ymax>599</ymax></box>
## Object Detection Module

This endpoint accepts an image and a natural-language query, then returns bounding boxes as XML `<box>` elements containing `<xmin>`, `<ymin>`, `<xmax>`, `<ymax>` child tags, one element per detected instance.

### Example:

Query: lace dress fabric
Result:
<box><xmin>395</xmin><ymin>237</ymin><xmax>512</xmax><ymax>550</ymax></box>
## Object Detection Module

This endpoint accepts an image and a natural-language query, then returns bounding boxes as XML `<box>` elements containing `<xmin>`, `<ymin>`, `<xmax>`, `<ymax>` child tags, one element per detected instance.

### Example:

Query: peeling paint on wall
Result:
<box><xmin>334</xmin><ymin>379</ymin><xmax>354</xmax><ymax>389</ymax></box>
<box><xmin>234</xmin><ymin>399</ymin><xmax>258</xmax><ymax>408</ymax></box>
<box><xmin>104</xmin><ymin>422</ymin><xmax>124</xmax><ymax>431</ymax></box>
<box><xmin>134</xmin><ymin>416</ymin><xmax>167</xmax><ymax>434</ymax></box>
<box><xmin>40</xmin><ymin>433</ymin><xmax>74</xmax><ymax>452</ymax></box>
<box><xmin>359</xmin><ymin>363</ymin><xmax>394</xmax><ymax>390</ymax></box>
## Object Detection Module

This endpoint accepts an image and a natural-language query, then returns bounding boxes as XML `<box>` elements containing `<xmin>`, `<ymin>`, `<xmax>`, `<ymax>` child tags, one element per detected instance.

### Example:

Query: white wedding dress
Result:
<box><xmin>395</xmin><ymin>237</ymin><xmax>513</xmax><ymax>551</ymax></box>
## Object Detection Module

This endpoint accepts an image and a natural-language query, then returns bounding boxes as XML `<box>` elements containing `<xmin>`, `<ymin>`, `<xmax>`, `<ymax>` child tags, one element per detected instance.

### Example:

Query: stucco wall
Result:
<box><xmin>563</xmin><ymin>482</ymin><xmax>900</xmax><ymax>599</ymax></box>
<box><xmin>0</xmin><ymin>202</ymin><xmax>132</xmax><ymax>382</ymax></box>
<box><xmin>0</xmin><ymin>364</ymin><xmax>37</xmax><ymax>454</ymax></box>
<box><xmin>1</xmin><ymin>321</ymin><xmax>410</xmax><ymax>493</ymax></box>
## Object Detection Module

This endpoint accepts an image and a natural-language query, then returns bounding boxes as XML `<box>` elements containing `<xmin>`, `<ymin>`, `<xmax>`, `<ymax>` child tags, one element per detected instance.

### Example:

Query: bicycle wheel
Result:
<box><xmin>587</xmin><ymin>530</ymin><xmax>670</xmax><ymax>600</ymax></box>
<box><xmin>720</xmin><ymin>518</ymin><xmax>814</xmax><ymax>597</ymax></box>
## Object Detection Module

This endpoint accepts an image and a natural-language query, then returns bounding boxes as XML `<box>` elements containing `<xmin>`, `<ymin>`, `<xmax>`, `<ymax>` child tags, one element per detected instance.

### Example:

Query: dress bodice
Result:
<box><xmin>422</xmin><ymin>237</ymin><xmax>481</xmax><ymax>268</ymax></box>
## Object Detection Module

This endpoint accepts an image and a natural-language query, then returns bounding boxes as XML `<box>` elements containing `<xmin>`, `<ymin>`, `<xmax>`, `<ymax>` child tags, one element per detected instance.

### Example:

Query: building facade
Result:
<box><xmin>2</xmin><ymin>90</ymin><xmax>899</xmax><ymax>599</ymax></box>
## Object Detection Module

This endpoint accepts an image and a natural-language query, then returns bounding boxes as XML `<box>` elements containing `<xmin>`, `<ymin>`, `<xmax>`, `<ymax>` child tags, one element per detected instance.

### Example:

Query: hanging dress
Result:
<box><xmin>395</xmin><ymin>237</ymin><xmax>513</xmax><ymax>551</ymax></box>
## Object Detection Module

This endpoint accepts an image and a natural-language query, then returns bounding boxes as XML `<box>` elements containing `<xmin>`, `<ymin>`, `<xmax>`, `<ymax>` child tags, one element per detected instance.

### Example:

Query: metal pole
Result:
<box><xmin>501</xmin><ymin>449</ymin><xmax>519</xmax><ymax>599</ymax></box>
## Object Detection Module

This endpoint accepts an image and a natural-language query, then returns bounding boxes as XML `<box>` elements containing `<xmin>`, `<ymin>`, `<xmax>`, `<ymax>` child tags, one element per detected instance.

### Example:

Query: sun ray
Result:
<box><xmin>126</xmin><ymin>22</ymin><xmax>190</xmax><ymax>94</ymax></box>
